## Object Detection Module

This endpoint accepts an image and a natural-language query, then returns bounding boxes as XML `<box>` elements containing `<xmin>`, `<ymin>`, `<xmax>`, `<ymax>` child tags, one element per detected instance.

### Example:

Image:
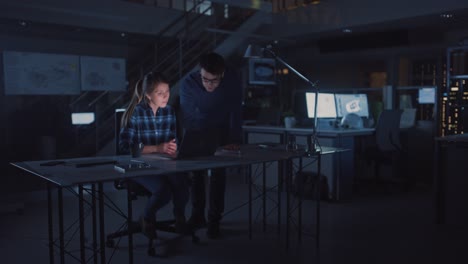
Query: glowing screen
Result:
<box><xmin>305</xmin><ymin>92</ymin><xmax>337</xmax><ymax>118</ymax></box>
<box><xmin>335</xmin><ymin>93</ymin><xmax>369</xmax><ymax>117</ymax></box>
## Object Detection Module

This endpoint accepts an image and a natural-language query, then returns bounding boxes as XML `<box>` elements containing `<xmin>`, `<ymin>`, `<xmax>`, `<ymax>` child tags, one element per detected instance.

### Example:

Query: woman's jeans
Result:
<box><xmin>133</xmin><ymin>173</ymin><xmax>190</xmax><ymax>222</ymax></box>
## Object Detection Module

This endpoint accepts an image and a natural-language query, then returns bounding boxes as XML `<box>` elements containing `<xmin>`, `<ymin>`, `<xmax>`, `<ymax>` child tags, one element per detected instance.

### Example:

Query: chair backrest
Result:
<box><xmin>114</xmin><ymin>108</ymin><xmax>150</xmax><ymax>196</ymax></box>
<box><xmin>375</xmin><ymin>109</ymin><xmax>403</xmax><ymax>152</ymax></box>
<box><xmin>171</xmin><ymin>98</ymin><xmax>184</xmax><ymax>144</ymax></box>
<box><xmin>115</xmin><ymin>109</ymin><xmax>125</xmax><ymax>155</ymax></box>
<box><xmin>399</xmin><ymin>108</ymin><xmax>417</xmax><ymax>128</ymax></box>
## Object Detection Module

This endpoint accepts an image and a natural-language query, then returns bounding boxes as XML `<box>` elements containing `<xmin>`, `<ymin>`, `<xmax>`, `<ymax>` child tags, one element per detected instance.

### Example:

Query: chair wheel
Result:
<box><xmin>106</xmin><ymin>239</ymin><xmax>115</xmax><ymax>248</ymax></box>
<box><xmin>148</xmin><ymin>247</ymin><xmax>155</xmax><ymax>256</ymax></box>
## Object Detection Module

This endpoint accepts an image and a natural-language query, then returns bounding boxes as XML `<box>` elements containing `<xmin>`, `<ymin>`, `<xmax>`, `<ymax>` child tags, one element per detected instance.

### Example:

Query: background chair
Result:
<box><xmin>357</xmin><ymin>109</ymin><xmax>408</xmax><ymax>193</ymax></box>
<box><xmin>106</xmin><ymin>109</ymin><xmax>198</xmax><ymax>257</ymax></box>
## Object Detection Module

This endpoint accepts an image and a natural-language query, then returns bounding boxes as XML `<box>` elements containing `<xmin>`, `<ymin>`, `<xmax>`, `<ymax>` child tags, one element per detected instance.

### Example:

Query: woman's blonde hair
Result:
<box><xmin>120</xmin><ymin>72</ymin><xmax>169</xmax><ymax>128</ymax></box>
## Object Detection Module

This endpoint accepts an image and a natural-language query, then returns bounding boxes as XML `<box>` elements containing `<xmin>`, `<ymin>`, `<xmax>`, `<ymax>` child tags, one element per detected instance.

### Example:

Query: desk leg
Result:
<box><xmin>263</xmin><ymin>162</ymin><xmax>266</xmax><ymax>232</ymax></box>
<box><xmin>98</xmin><ymin>183</ymin><xmax>106</xmax><ymax>263</ymax></box>
<box><xmin>434</xmin><ymin>141</ymin><xmax>445</xmax><ymax>224</ymax></box>
<box><xmin>47</xmin><ymin>183</ymin><xmax>55</xmax><ymax>264</ymax></box>
<box><xmin>78</xmin><ymin>185</ymin><xmax>86</xmax><ymax>263</ymax></box>
<box><xmin>298</xmin><ymin>157</ymin><xmax>303</xmax><ymax>243</ymax></box>
<box><xmin>335</xmin><ymin>135</ymin><xmax>342</xmax><ymax>201</ymax></box>
<box><xmin>316</xmin><ymin>153</ymin><xmax>321</xmax><ymax>253</ymax></box>
<box><xmin>277</xmin><ymin>160</ymin><xmax>283</xmax><ymax>235</ymax></box>
<box><xmin>285</xmin><ymin>158</ymin><xmax>291</xmax><ymax>250</ymax></box>
<box><xmin>248</xmin><ymin>164</ymin><xmax>252</xmax><ymax>240</ymax></box>
<box><xmin>58</xmin><ymin>187</ymin><xmax>65</xmax><ymax>264</ymax></box>
<box><xmin>91</xmin><ymin>184</ymin><xmax>98</xmax><ymax>264</ymax></box>
<box><xmin>127</xmin><ymin>186</ymin><xmax>134</xmax><ymax>264</ymax></box>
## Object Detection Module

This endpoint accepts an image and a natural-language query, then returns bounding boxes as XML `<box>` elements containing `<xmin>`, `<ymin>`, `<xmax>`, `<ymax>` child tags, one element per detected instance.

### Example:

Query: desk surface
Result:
<box><xmin>436</xmin><ymin>134</ymin><xmax>468</xmax><ymax>143</ymax></box>
<box><xmin>243</xmin><ymin>125</ymin><xmax>375</xmax><ymax>137</ymax></box>
<box><xmin>11</xmin><ymin>144</ymin><xmax>347</xmax><ymax>188</ymax></box>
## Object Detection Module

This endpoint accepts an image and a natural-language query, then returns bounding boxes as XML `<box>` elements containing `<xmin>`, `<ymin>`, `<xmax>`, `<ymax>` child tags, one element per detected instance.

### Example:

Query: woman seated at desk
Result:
<box><xmin>119</xmin><ymin>72</ymin><xmax>189</xmax><ymax>238</ymax></box>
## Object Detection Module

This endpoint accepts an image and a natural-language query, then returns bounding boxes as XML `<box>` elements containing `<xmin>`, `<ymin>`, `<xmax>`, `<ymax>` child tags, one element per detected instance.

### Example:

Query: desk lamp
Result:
<box><xmin>244</xmin><ymin>44</ymin><xmax>320</xmax><ymax>154</ymax></box>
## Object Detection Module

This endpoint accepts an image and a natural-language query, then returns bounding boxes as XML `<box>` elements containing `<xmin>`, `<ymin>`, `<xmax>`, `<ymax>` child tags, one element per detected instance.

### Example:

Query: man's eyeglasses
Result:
<box><xmin>200</xmin><ymin>75</ymin><xmax>221</xmax><ymax>85</ymax></box>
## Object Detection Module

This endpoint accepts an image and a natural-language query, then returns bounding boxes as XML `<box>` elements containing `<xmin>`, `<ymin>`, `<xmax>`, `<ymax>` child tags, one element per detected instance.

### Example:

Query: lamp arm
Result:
<box><xmin>263</xmin><ymin>48</ymin><xmax>318</xmax><ymax>87</ymax></box>
<box><xmin>263</xmin><ymin>47</ymin><xmax>320</xmax><ymax>154</ymax></box>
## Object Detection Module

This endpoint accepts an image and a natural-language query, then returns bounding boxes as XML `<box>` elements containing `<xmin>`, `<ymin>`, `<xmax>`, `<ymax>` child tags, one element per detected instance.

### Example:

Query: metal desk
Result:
<box><xmin>243</xmin><ymin>125</ymin><xmax>374</xmax><ymax>200</ymax></box>
<box><xmin>11</xmin><ymin>144</ymin><xmax>345</xmax><ymax>263</ymax></box>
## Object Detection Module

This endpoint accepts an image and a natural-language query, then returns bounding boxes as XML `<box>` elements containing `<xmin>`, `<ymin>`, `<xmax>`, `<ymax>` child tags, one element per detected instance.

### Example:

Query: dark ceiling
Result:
<box><xmin>1</xmin><ymin>3</ymin><xmax>468</xmax><ymax>50</ymax></box>
<box><xmin>0</xmin><ymin>17</ymin><xmax>156</xmax><ymax>47</ymax></box>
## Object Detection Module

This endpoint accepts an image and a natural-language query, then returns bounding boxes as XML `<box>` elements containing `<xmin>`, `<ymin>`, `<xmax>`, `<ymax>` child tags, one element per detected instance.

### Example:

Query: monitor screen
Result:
<box><xmin>305</xmin><ymin>92</ymin><xmax>337</xmax><ymax>118</ymax></box>
<box><xmin>418</xmin><ymin>87</ymin><xmax>436</xmax><ymax>104</ymax></box>
<box><xmin>335</xmin><ymin>93</ymin><xmax>369</xmax><ymax>117</ymax></box>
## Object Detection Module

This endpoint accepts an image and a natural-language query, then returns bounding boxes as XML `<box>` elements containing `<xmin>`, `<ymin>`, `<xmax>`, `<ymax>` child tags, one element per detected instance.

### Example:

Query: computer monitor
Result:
<box><xmin>418</xmin><ymin>87</ymin><xmax>436</xmax><ymax>104</ymax></box>
<box><xmin>305</xmin><ymin>92</ymin><xmax>337</xmax><ymax>118</ymax></box>
<box><xmin>293</xmin><ymin>90</ymin><xmax>313</xmax><ymax>127</ymax></box>
<box><xmin>335</xmin><ymin>93</ymin><xmax>370</xmax><ymax>117</ymax></box>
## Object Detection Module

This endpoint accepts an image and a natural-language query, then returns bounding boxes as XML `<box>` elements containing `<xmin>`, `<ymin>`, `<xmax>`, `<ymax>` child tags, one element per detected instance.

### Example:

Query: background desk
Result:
<box><xmin>243</xmin><ymin>125</ymin><xmax>375</xmax><ymax>201</ymax></box>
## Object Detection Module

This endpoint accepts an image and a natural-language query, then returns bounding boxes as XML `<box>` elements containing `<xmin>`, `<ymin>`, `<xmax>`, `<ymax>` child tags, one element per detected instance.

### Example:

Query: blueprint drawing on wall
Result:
<box><xmin>80</xmin><ymin>56</ymin><xmax>126</xmax><ymax>92</ymax></box>
<box><xmin>3</xmin><ymin>51</ymin><xmax>80</xmax><ymax>95</ymax></box>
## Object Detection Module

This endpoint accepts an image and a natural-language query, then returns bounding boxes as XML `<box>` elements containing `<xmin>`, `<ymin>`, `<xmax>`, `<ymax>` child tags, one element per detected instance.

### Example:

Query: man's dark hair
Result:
<box><xmin>199</xmin><ymin>52</ymin><xmax>225</xmax><ymax>75</ymax></box>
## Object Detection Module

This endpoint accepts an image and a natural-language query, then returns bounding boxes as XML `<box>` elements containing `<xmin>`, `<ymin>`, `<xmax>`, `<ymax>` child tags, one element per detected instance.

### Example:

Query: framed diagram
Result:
<box><xmin>80</xmin><ymin>56</ymin><xmax>126</xmax><ymax>91</ymax></box>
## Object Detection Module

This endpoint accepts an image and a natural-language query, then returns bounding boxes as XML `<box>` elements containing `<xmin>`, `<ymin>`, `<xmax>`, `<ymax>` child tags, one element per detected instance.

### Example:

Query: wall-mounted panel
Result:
<box><xmin>3</xmin><ymin>51</ymin><xmax>80</xmax><ymax>95</ymax></box>
<box><xmin>80</xmin><ymin>56</ymin><xmax>126</xmax><ymax>91</ymax></box>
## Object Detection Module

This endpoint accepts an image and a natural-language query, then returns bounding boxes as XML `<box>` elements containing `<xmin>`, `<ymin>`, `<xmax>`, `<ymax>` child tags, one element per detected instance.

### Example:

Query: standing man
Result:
<box><xmin>179</xmin><ymin>52</ymin><xmax>242</xmax><ymax>239</ymax></box>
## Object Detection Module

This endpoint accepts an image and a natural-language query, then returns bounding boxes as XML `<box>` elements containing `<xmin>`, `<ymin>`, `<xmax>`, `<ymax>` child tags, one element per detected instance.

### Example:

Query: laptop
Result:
<box><xmin>148</xmin><ymin>129</ymin><xmax>220</xmax><ymax>160</ymax></box>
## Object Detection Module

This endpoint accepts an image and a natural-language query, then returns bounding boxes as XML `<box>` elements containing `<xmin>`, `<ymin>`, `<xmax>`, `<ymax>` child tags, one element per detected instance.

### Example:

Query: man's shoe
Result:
<box><xmin>187</xmin><ymin>214</ymin><xmax>207</xmax><ymax>230</ymax></box>
<box><xmin>206</xmin><ymin>222</ymin><xmax>220</xmax><ymax>239</ymax></box>
<box><xmin>139</xmin><ymin>216</ymin><xmax>156</xmax><ymax>239</ymax></box>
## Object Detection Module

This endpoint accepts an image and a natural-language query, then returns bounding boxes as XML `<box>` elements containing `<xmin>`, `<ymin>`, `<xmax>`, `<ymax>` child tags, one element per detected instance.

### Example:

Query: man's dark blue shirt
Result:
<box><xmin>179</xmin><ymin>68</ymin><xmax>242</xmax><ymax>145</ymax></box>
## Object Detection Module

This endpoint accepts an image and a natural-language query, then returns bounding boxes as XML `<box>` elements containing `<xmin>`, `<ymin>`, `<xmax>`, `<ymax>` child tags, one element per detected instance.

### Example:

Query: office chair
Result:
<box><xmin>106</xmin><ymin>109</ymin><xmax>198</xmax><ymax>257</ymax></box>
<box><xmin>358</xmin><ymin>109</ymin><xmax>407</xmax><ymax>193</ymax></box>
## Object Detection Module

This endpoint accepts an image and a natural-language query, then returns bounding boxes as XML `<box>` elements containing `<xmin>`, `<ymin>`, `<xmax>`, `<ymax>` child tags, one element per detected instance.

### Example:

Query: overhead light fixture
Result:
<box><xmin>342</xmin><ymin>28</ymin><xmax>352</xmax><ymax>33</ymax></box>
<box><xmin>19</xmin><ymin>21</ymin><xmax>27</xmax><ymax>27</ymax></box>
<box><xmin>440</xmin><ymin>13</ymin><xmax>453</xmax><ymax>19</ymax></box>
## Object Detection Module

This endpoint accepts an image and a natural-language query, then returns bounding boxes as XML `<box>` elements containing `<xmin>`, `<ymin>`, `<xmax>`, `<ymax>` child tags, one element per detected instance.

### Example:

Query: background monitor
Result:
<box><xmin>335</xmin><ymin>93</ymin><xmax>370</xmax><ymax>117</ymax></box>
<box><xmin>305</xmin><ymin>92</ymin><xmax>337</xmax><ymax>118</ymax></box>
<box><xmin>418</xmin><ymin>87</ymin><xmax>436</xmax><ymax>104</ymax></box>
<box><xmin>293</xmin><ymin>90</ymin><xmax>314</xmax><ymax>127</ymax></box>
<box><xmin>248</xmin><ymin>58</ymin><xmax>276</xmax><ymax>85</ymax></box>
